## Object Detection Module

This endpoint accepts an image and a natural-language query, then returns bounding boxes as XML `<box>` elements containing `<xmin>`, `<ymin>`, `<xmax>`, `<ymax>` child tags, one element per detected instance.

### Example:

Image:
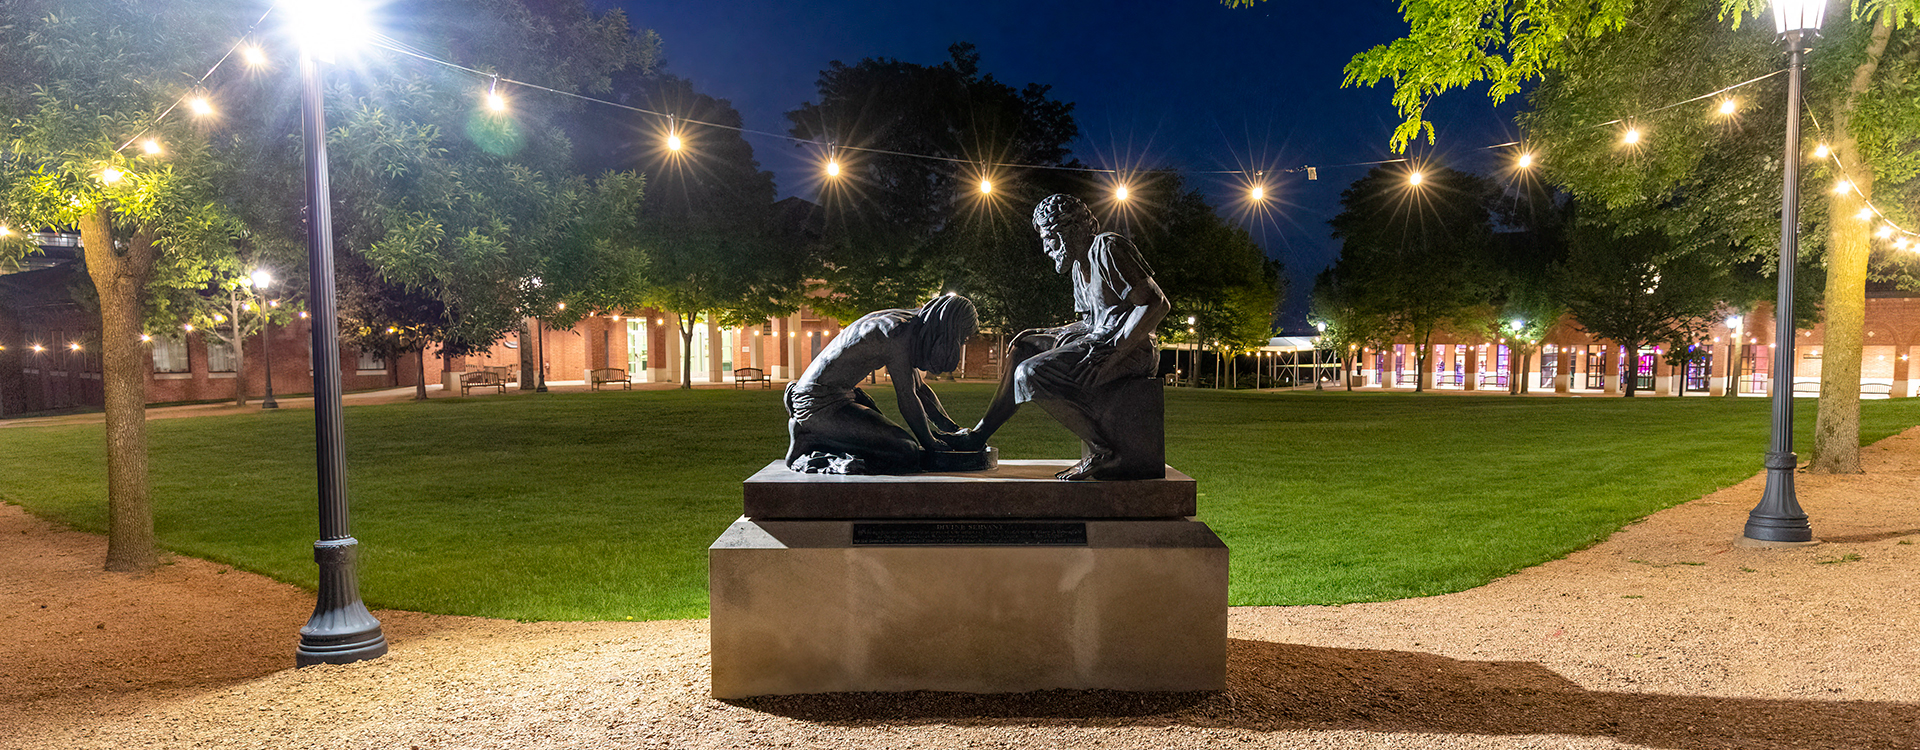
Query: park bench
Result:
<box><xmin>482</xmin><ymin>364</ymin><xmax>516</xmax><ymax>383</ymax></box>
<box><xmin>460</xmin><ymin>370</ymin><xmax>505</xmax><ymax>395</ymax></box>
<box><xmin>734</xmin><ymin>367</ymin><xmax>771</xmax><ymax>389</ymax></box>
<box><xmin>1791</xmin><ymin>380</ymin><xmax>1896</xmax><ymax>398</ymax></box>
<box><xmin>590</xmin><ymin>367</ymin><xmax>631</xmax><ymax>391</ymax></box>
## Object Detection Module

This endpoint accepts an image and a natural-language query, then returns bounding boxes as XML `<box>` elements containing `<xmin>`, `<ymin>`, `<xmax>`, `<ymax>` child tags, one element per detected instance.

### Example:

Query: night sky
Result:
<box><xmin>605</xmin><ymin>0</ymin><xmax>1522</xmax><ymax>328</ymax></box>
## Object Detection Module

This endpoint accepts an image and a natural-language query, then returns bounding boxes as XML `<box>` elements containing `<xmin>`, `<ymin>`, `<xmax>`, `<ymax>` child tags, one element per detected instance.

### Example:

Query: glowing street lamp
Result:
<box><xmin>1745</xmin><ymin>0</ymin><xmax>1825</xmax><ymax>545</ymax></box>
<box><xmin>289</xmin><ymin>0</ymin><xmax>387</xmax><ymax>667</ymax></box>
<box><xmin>250</xmin><ymin>269</ymin><xmax>279</xmax><ymax>409</ymax></box>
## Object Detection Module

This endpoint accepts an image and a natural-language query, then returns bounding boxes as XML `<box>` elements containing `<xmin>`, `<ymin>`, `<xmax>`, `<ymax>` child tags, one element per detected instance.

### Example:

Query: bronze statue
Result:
<box><xmin>952</xmin><ymin>194</ymin><xmax>1170</xmax><ymax>480</ymax></box>
<box><xmin>784</xmin><ymin>294</ymin><xmax>979</xmax><ymax>475</ymax></box>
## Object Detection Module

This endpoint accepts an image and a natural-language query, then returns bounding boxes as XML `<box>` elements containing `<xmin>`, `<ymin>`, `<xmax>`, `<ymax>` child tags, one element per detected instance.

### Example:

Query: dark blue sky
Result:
<box><xmin>606</xmin><ymin>0</ymin><xmax>1521</xmax><ymax>327</ymax></box>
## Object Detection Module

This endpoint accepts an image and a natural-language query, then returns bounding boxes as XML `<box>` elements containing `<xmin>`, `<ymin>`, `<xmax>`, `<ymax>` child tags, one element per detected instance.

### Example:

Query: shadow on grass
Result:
<box><xmin>732</xmin><ymin>639</ymin><xmax>1920</xmax><ymax>749</ymax></box>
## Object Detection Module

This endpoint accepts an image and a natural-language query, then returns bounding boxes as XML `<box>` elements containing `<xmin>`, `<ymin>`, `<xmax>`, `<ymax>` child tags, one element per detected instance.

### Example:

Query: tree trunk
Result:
<box><xmin>680</xmin><ymin>313</ymin><xmax>695</xmax><ymax>390</ymax></box>
<box><xmin>1413</xmin><ymin>335</ymin><xmax>1428</xmax><ymax>393</ymax></box>
<box><xmin>414</xmin><ymin>347</ymin><xmax>428</xmax><ymax>400</ymax></box>
<box><xmin>1622</xmin><ymin>343</ymin><xmax>1639</xmax><ymax>398</ymax></box>
<box><xmin>82</xmin><ymin>207</ymin><xmax>158</xmax><ymax>573</ymax></box>
<box><xmin>1809</xmin><ymin>15</ymin><xmax>1892</xmax><ymax>475</ymax></box>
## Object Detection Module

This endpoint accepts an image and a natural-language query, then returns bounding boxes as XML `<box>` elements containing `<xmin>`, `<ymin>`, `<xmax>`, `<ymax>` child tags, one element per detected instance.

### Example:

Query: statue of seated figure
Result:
<box><xmin>784</xmin><ymin>295</ymin><xmax>978</xmax><ymax>475</ymax></box>
<box><xmin>949</xmin><ymin>194</ymin><xmax>1170</xmax><ymax>480</ymax></box>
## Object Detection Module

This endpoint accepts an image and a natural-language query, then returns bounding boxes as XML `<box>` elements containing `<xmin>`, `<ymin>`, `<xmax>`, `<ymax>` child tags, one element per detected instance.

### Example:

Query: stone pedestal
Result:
<box><xmin>710</xmin><ymin>460</ymin><xmax>1227</xmax><ymax>698</ymax></box>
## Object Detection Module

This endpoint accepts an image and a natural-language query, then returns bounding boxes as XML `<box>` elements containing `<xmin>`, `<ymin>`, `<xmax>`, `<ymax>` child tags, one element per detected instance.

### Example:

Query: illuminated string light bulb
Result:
<box><xmin>1857</xmin><ymin>208</ymin><xmax>1875</xmax><ymax>221</ymax></box>
<box><xmin>183</xmin><ymin>323</ymin><xmax>194</xmax><ymax>331</ymax></box>
<box><xmin>1249</xmin><ymin>185</ymin><xmax>1264</xmax><ymax>202</ymax></box>
<box><xmin>485</xmin><ymin>76</ymin><xmax>506</xmax><ymax>112</ymax></box>
<box><xmin>31</xmin><ymin>344</ymin><xmax>44</xmax><ymax>353</ymax></box>
<box><xmin>0</xmin><ymin>225</ymin><xmax>11</xmax><ymax>237</ymax></box>
<box><xmin>825</xmin><ymin>158</ymin><xmax>840</xmax><ymax>177</ymax></box>
<box><xmin>1516</xmin><ymin>152</ymin><xmax>1534</xmax><ymax>168</ymax></box>
<box><xmin>387</xmin><ymin>326</ymin><xmax>398</xmax><ymax>333</ymax></box>
<box><xmin>188</xmin><ymin>96</ymin><xmax>212</xmax><ymax>116</ymax></box>
<box><xmin>1622</xmin><ymin>128</ymin><xmax>1642</xmax><ymax>145</ymax></box>
<box><xmin>141</xmin><ymin>139</ymin><xmax>161</xmax><ymax>155</ymax></box>
<box><xmin>241</xmin><ymin>44</ymin><xmax>267</xmax><ymax>66</ymax></box>
<box><xmin>1115</xmin><ymin>185</ymin><xmax>1129</xmax><ymax>201</ymax></box>
<box><xmin>1834</xmin><ymin>180</ymin><xmax>1853</xmax><ymax>195</ymax></box>
<box><xmin>1876</xmin><ymin>225</ymin><xmax>1895</xmax><ymax>239</ymax></box>
<box><xmin>1814</xmin><ymin>143</ymin><xmax>1830</xmax><ymax>158</ymax></box>
<box><xmin>100</xmin><ymin>167</ymin><xmax>124</xmax><ymax>184</ymax></box>
<box><xmin>1408</xmin><ymin>171</ymin><xmax>1424</xmax><ymax>186</ymax></box>
<box><xmin>141</xmin><ymin>334</ymin><xmax>152</xmax><ymax>342</ymax></box>
<box><xmin>69</xmin><ymin>343</ymin><xmax>81</xmax><ymax>352</ymax></box>
<box><xmin>666</xmin><ymin>132</ymin><xmax>682</xmax><ymax>151</ymax></box>
<box><xmin>978</xmin><ymin>179</ymin><xmax>992</xmax><ymax>194</ymax></box>
<box><xmin>1717</xmin><ymin>98</ymin><xmax>1737</xmax><ymax>116</ymax></box>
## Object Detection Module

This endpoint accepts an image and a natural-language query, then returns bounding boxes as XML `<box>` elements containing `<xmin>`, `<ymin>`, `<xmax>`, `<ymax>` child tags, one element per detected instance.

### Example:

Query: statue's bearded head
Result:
<box><xmin>1032</xmin><ymin>194</ymin><xmax>1097</xmax><ymax>274</ymax></box>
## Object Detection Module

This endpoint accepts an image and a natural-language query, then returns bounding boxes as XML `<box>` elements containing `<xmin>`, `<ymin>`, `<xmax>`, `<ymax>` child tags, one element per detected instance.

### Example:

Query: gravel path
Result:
<box><xmin>6</xmin><ymin>428</ymin><xmax>1919</xmax><ymax>749</ymax></box>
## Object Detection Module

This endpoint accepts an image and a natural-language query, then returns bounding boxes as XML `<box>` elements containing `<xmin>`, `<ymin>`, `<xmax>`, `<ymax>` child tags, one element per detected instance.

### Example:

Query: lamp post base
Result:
<box><xmin>1744</xmin><ymin>452</ymin><xmax>1813</xmax><ymax>543</ymax></box>
<box><xmin>295</xmin><ymin>538</ymin><xmax>387</xmax><ymax>667</ymax></box>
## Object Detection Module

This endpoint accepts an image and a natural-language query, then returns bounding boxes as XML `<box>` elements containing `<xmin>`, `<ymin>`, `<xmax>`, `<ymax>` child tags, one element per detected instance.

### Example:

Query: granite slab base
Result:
<box><xmin>709</xmin><ymin>516</ymin><xmax>1227</xmax><ymax>698</ymax></box>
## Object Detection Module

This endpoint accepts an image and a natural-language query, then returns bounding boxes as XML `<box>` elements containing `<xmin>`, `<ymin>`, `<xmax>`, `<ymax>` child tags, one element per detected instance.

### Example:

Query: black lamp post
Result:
<box><xmin>535</xmin><ymin>317</ymin><xmax>548</xmax><ymax>392</ymax></box>
<box><xmin>294</xmin><ymin>33</ymin><xmax>387</xmax><ymax>666</ymax></box>
<box><xmin>1745</xmin><ymin>0</ymin><xmax>1824</xmax><ymax>544</ymax></box>
<box><xmin>252</xmin><ymin>269</ymin><xmax>278</xmax><ymax>410</ymax></box>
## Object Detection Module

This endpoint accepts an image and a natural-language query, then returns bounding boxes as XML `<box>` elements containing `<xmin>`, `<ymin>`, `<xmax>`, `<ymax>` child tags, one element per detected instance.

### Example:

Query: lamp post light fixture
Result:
<box><xmin>251</xmin><ymin>269</ymin><xmax>279</xmax><ymax>409</ymax></box>
<box><xmin>291</xmin><ymin>0</ymin><xmax>387</xmax><ymax>667</ymax></box>
<box><xmin>1745</xmin><ymin>0</ymin><xmax>1823</xmax><ymax>545</ymax></box>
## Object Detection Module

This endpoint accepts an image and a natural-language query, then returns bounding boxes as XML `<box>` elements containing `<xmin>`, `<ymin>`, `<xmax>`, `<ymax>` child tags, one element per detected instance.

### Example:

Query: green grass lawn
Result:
<box><xmin>3</xmin><ymin>385</ymin><xmax>1916</xmax><ymax>621</ymax></box>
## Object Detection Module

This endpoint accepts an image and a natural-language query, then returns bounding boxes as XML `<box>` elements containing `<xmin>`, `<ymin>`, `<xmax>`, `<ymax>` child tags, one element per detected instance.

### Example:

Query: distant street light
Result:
<box><xmin>1745</xmin><ymin>0</ymin><xmax>1824</xmax><ymax>544</ymax></box>
<box><xmin>250</xmin><ymin>269</ymin><xmax>278</xmax><ymax>410</ymax></box>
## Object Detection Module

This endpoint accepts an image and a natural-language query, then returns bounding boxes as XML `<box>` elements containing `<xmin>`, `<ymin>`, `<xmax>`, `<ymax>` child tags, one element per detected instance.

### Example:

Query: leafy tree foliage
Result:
<box><xmin>1554</xmin><ymin>223</ymin><xmax>1730</xmax><ymax>397</ymax></box>
<box><xmin>0</xmin><ymin>0</ymin><xmax>247</xmax><ymax>572</ymax></box>
<box><xmin>620</xmin><ymin>76</ymin><xmax>799</xmax><ymax>388</ymax></box>
<box><xmin>785</xmin><ymin>43</ymin><xmax>1080</xmax><ymax>323</ymax></box>
<box><xmin>1329</xmin><ymin>0</ymin><xmax>1920</xmax><ymax>470</ymax></box>
<box><xmin>1325</xmin><ymin>166</ymin><xmax>1497</xmax><ymax>392</ymax></box>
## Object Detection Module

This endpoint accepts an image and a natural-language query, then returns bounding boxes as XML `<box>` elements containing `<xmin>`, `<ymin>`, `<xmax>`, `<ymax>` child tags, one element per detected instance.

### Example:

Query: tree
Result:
<box><xmin>226</xmin><ymin>0</ymin><xmax>660</xmax><ymax>398</ymax></box>
<box><xmin>1</xmin><ymin>0</ymin><xmax>244</xmax><ymax>572</ymax></box>
<box><xmin>1326</xmin><ymin>166</ymin><xmax>1497</xmax><ymax>392</ymax></box>
<box><xmin>627</xmin><ymin>77</ymin><xmax>798</xmax><ymax>388</ymax></box>
<box><xmin>1311</xmin><ymin>266</ymin><xmax>1396</xmax><ymax>390</ymax></box>
<box><xmin>1332</xmin><ymin>0</ymin><xmax>1920</xmax><ymax>470</ymax></box>
<box><xmin>1555</xmin><ymin>223</ymin><xmax>1729</xmax><ymax>397</ymax></box>
<box><xmin>786</xmin><ymin>43</ymin><xmax>1081</xmax><ymax>320</ymax></box>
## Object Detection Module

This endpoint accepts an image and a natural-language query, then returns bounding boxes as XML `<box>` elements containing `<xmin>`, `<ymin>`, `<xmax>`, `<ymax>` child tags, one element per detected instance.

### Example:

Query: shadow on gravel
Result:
<box><xmin>734</xmin><ymin>638</ymin><xmax>1920</xmax><ymax>750</ymax></box>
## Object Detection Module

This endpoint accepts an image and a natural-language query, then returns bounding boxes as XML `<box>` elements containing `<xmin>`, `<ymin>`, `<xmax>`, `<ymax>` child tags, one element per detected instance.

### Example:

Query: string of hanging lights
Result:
<box><xmin>28</xmin><ymin>5</ymin><xmax>1916</xmax><ymax>248</ymax></box>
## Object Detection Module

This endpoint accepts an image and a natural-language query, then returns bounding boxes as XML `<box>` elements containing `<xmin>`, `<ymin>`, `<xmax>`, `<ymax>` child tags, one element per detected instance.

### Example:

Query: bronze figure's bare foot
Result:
<box><xmin>1056</xmin><ymin>452</ymin><xmax>1109</xmax><ymax>480</ymax></box>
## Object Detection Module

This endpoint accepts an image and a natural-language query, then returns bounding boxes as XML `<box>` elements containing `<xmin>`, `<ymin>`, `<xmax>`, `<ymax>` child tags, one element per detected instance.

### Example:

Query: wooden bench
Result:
<box><xmin>590</xmin><ymin>367</ymin><xmax>631</xmax><ymax>391</ymax></box>
<box><xmin>734</xmin><ymin>367</ymin><xmax>770</xmax><ymax>389</ymax></box>
<box><xmin>460</xmin><ymin>370</ymin><xmax>505</xmax><ymax>395</ymax></box>
<box><xmin>1788</xmin><ymin>381</ymin><xmax>1894</xmax><ymax>398</ymax></box>
<box><xmin>482</xmin><ymin>364</ymin><xmax>516</xmax><ymax>384</ymax></box>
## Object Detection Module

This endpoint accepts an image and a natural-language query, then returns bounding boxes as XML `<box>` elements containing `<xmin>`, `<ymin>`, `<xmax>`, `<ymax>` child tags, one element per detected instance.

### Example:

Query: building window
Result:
<box><xmin>357</xmin><ymin>348</ymin><xmax>384</xmax><ymax>372</ymax></box>
<box><xmin>151</xmin><ymin>336</ymin><xmax>190</xmax><ymax>373</ymax></box>
<box><xmin>206</xmin><ymin>338</ymin><xmax>237</xmax><ymax>372</ymax></box>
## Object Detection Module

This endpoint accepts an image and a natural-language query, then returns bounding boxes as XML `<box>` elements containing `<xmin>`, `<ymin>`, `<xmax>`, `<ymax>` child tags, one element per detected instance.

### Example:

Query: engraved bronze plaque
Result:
<box><xmin>851</xmin><ymin>522</ymin><xmax>1088</xmax><ymax>546</ymax></box>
